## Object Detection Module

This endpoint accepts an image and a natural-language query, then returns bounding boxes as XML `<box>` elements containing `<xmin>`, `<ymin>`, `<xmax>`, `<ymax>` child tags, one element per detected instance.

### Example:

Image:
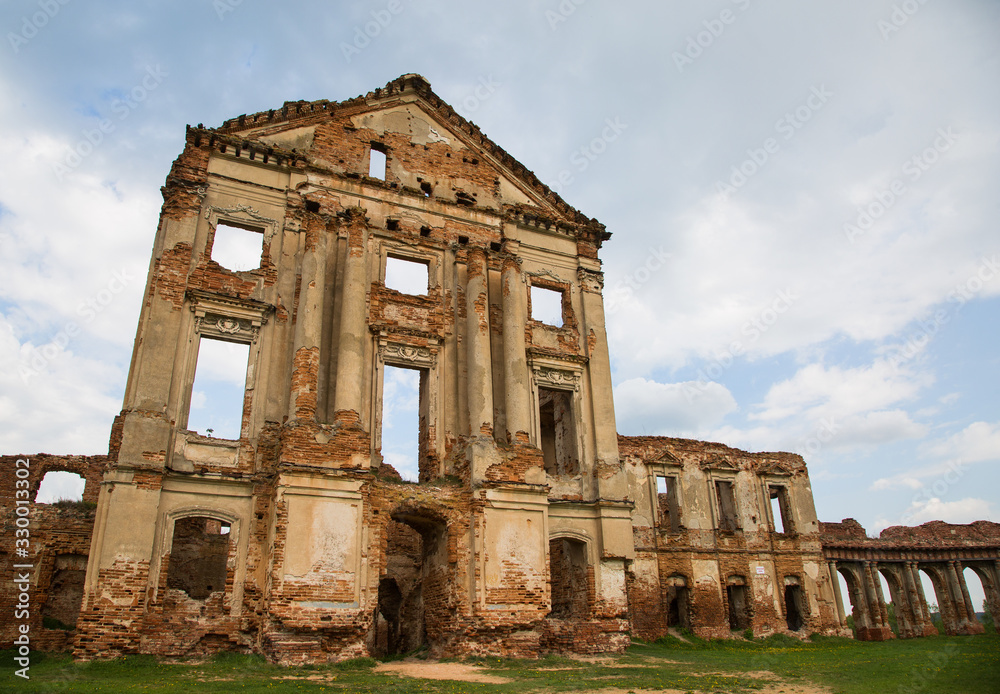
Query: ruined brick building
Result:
<box><xmin>2</xmin><ymin>74</ymin><xmax>998</xmax><ymax>662</ymax></box>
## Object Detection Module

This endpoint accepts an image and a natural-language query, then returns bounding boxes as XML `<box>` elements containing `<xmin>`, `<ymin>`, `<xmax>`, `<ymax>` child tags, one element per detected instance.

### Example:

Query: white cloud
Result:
<box><xmin>614</xmin><ymin>378</ymin><xmax>736</xmax><ymax>436</ymax></box>
<box><xmin>901</xmin><ymin>497</ymin><xmax>994</xmax><ymax>526</ymax></box>
<box><xmin>833</xmin><ymin>410</ymin><xmax>927</xmax><ymax>447</ymax></box>
<box><xmin>752</xmin><ymin>360</ymin><xmax>931</xmax><ymax>423</ymax></box>
<box><xmin>925</xmin><ymin>420</ymin><xmax>1000</xmax><ymax>465</ymax></box>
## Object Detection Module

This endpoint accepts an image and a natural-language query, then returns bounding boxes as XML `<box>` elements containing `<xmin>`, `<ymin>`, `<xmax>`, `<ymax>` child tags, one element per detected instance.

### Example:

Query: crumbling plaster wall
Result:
<box><xmin>619</xmin><ymin>436</ymin><xmax>844</xmax><ymax>640</ymax></box>
<box><xmin>69</xmin><ymin>75</ymin><xmax>630</xmax><ymax>662</ymax></box>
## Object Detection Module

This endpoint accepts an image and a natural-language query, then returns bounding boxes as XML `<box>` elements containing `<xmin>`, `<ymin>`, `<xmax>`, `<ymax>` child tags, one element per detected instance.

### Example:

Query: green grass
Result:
<box><xmin>2</xmin><ymin>633</ymin><xmax>997</xmax><ymax>693</ymax></box>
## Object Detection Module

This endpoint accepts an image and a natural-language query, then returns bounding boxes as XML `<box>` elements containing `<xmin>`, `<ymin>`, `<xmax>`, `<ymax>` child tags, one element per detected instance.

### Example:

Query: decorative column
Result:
<box><xmin>871</xmin><ymin>563</ymin><xmax>890</xmax><ymax>627</ymax></box>
<box><xmin>288</xmin><ymin>214</ymin><xmax>328</xmax><ymax>420</ymax></box>
<box><xmin>957</xmin><ymin>562</ymin><xmax>977</xmax><ymax>620</ymax></box>
<box><xmin>955</xmin><ymin>561</ymin><xmax>984</xmax><ymax>634</ymax></box>
<box><xmin>333</xmin><ymin>209</ymin><xmax>369</xmax><ymax>425</ymax></box>
<box><xmin>500</xmin><ymin>252</ymin><xmax>530</xmax><ymax>442</ymax></box>
<box><xmin>578</xmin><ymin>268</ymin><xmax>621</xmax><ymax>495</ymax></box>
<box><xmin>945</xmin><ymin>561</ymin><xmax>969</xmax><ymax>623</ymax></box>
<box><xmin>465</xmin><ymin>247</ymin><xmax>494</xmax><ymax>438</ymax></box>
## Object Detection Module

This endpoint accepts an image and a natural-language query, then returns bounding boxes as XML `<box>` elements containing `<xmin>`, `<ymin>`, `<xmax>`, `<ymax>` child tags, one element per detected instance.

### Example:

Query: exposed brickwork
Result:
<box><xmin>7</xmin><ymin>74</ymin><xmax>991</xmax><ymax>666</ymax></box>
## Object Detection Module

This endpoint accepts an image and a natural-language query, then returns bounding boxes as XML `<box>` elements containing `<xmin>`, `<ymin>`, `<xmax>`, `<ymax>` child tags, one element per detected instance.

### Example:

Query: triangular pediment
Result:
<box><xmin>699</xmin><ymin>454</ymin><xmax>739</xmax><ymax>472</ymax></box>
<box><xmin>202</xmin><ymin>74</ymin><xmax>607</xmax><ymax>241</ymax></box>
<box><xmin>655</xmin><ymin>449</ymin><xmax>682</xmax><ymax>466</ymax></box>
<box><xmin>757</xmin><ymin>459</ymin><xmax>793</xmax><ymax>476</ymax></box>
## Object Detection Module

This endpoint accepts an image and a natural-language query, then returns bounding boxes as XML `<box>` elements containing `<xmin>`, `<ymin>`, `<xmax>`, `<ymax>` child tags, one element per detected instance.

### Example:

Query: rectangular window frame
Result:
<box><xmin>373</xmin><ymin>340</ymin><xmax>441</xmax><ymax>483</ymax></box>
<box><xmin>652</xmin><ymin>472</ymin><xmax>683</xmax><ymax>533</ymax></box>
<box><xmin>529</xmin><ymin>361</ymin><xmax>584</xmax><ymax>479</ymax></box>
<box><xmin>180</xmin><ymin>292</ymin><xmax>269</xmax><ymax>447</ymax></box>
<box><xmin>767</xmin><ymin>483</ymin><xmax>795</xmax><ymax>535</ymax></box>
<box><xmin>378</xmin><ymin>241</ymin><xmax>440</xmax><ymax>296</ymax></box>
<box><xmin>712</xmin><ymin>477</ymin><xmax>741</xmax><ymax>533</ymax></box>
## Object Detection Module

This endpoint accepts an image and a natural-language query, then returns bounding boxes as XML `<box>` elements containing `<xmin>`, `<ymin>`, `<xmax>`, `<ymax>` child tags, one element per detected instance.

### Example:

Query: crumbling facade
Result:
<box><xmin>822</xmin><ymin>519</ymin><xmax>1000</xmax><ymax>640</ymax></box>
<box><xmin>2</xmin><ymin>75</ymin><xmax>997</xmax><ymax>662</ymax></box>
<box><xmin>620</xmin><ymin>437</ymin><xmax>847</xmax><ymax>640</ymax></box>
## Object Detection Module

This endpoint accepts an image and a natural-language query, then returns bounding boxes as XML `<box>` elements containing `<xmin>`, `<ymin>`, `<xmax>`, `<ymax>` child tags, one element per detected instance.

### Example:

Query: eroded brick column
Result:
<box><xmin>871</xmin><ymin>563</ymin><xmax>890</xmax><ymax>627</ymax></box>
<box><xmin>333</xmin><ymin>209</ymin><xmax>369</xmax><ymax>424</ymax></box>
<box><xmin>465</xmin><ymin>247</ymin><xmax>493</xmax><ymax>438</ymax></box>
<box><xmin>288</xmin><ymin>214</ymin><xmax>328</xmax><ymax>420</ymax></box>
<box><xmin>828</xmin><ymin>561</ymin><xmax>847</xmax><ymax>628</ymax></box>
<box><xmin>500</xmin><ymin>253</ymin><xmax>530</xmax><ymax>441</ymax></box>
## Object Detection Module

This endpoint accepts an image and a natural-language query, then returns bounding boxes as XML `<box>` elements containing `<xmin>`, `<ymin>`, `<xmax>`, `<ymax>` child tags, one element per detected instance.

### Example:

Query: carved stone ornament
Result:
<box><xmin>195</xmin><ymin>312</ymin><xmax>259</xmax><ymax>342</ymax></box>
<box><xmin>578</xmin><ymin>268</ymin><xmax>604</xmax><ymax>293</ymax></box>
<box><xmin>527</xmin><ymin>269</ymin><xmax>562</xmax><ymax>283</ymax></box>
<box><xmin>380</xmin><ymin>342</ymin><xmax>435</xmax><ymax>368</ymax></box>
<box><xmin>217</xmin><ymin>317</ymin><xmax>241</xmax><ymax>334</ymax></box>
<box><xmin>205</xmin><ymin>203</ymin><xmax>278</xmax><ymax>228</ymax></box>
<box><xmin>534</xmin><ymin>366</ymin><xmax>581</xmax><ymax>391</ymax></box>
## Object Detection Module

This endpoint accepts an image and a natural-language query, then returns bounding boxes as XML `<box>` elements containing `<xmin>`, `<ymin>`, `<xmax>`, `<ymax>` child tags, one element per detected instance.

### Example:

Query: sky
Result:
<box><xmin>2</xmin><ymin>1</ymin><xmax>998</xmax><ymax>607</ymax></box>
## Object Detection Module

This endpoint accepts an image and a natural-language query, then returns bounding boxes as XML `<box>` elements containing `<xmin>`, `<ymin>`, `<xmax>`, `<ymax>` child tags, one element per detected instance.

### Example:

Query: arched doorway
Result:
<box><xmin>783</xmin><ymin>576</ymin><xmax>805</xmax><ymax>631</ymax></box>
<box><xmin>373</xmin><ymin>504</ymin><xmax>451</xmax><ymax>657</ymax></box>
<box><xmin>726</xmin><ymin>575</ymin><xmax>751</xmax><ymax>631</ymax></box>
<box><xmin>548</xmin><ymin>537</ymin><xmax>590</xmax><ymax>619</ymax></box>
<box><xmin>664</xmin><ymin>574</ymin><xmax>689</xmax><ymax>629</ymax></box>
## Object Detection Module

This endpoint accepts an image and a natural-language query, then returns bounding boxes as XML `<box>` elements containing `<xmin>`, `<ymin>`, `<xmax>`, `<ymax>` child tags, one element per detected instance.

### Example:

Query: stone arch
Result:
<box><xmin>837</xmin><ymin>563</ymin><xmax>871</xmax><ymax>634</ymax></box>
<box><xmin>965</xmin><ymin>563</ymin><xmax>1000</xmax><ymax>633</ymax></box>
<box><xmin>919</xmin><ymin>565</ymin><xmax>954</xmax><ymax>634</ymax></box>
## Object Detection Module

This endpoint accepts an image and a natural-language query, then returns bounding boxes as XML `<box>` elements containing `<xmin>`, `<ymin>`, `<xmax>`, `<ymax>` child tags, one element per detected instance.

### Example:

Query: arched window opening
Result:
<box><xmin>166</xmin><ymin>517</ymin><xmax>231</xmax><ymax>600</ymax></box>
<box><xmin>35</xmin><ymin>471</ymin><xmax>85</xmax><ymax>504</ymax></box>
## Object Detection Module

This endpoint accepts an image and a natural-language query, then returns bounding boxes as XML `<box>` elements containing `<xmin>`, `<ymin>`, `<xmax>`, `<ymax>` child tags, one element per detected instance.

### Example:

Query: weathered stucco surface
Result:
<box><xmin>2</xmin><ymin>75</ymin><xmax>997</xmax><ymax>662</ymax></box>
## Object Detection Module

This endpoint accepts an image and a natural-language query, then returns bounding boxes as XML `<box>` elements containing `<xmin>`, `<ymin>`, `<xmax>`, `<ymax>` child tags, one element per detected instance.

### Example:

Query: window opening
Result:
<box><xmin>656</xmin><ymin>475</ymin><xmax>682</xmax><ymax>532</ymax></box>
<box><xmin>715</xmin><ymin>480</ymin><xmax>739</xmax><ymax>532</ymax></box>
<box><xmin>769</xmin><ymin>485</ymin><xmax>793</xmax><ymax>533</ymax></box>
<box><xmin>380</xmin><ymin>365</ymin><xmax>433</xmax><ymax>482</ymax></box>
<box><xmin>538</xmin><ymin>387</ymin><xmax>578</xmax><ymax>476</ymax></box>
<box><xmin>188</xmin><ymin>337</ymin><xmax>250</xmax><ymax>440</ymax></box>
<box><xmin>531</xmin><ymin>285</ymin><xmax>563</xmax><ymax>326</ymax></box>
<box><xmin>369</xmin><ymin>146</ymin><xmax>387</xmax><ymax>179</ymax></box>
<box><xmin>212</xmin><ymin>222</ymin><xmax>263</xmax><ymax>271</ymax></box>
<box><xmin>385</xmin><ymin>255</ymin><xmax>429</xmax><ymax>295</ymax></box>
<box><xmin>420</xmin><ymin>181</ymin><xmax>432</xmax><ymax>196</ymax></box>
<box><xmin>35</xmin><ymin>471</ymin><xmax>85</xmax><ymax>504</ymax></box>
<box><xmin>166</xmin><ymin>516</ymin><xmax>231</xmax><ymax>600</ymax></box>
<box><xmin>549</xmin><ymin>537</ymin><xmax>589</xmax><ymax>619</ymax></box>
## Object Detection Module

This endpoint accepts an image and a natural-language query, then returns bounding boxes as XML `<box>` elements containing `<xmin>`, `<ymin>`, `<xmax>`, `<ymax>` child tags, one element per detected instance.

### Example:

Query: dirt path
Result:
<box><xmin>374</xmin><ymin>660</ymin><xmax>512</xmax><ymax>684</ymax></box>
